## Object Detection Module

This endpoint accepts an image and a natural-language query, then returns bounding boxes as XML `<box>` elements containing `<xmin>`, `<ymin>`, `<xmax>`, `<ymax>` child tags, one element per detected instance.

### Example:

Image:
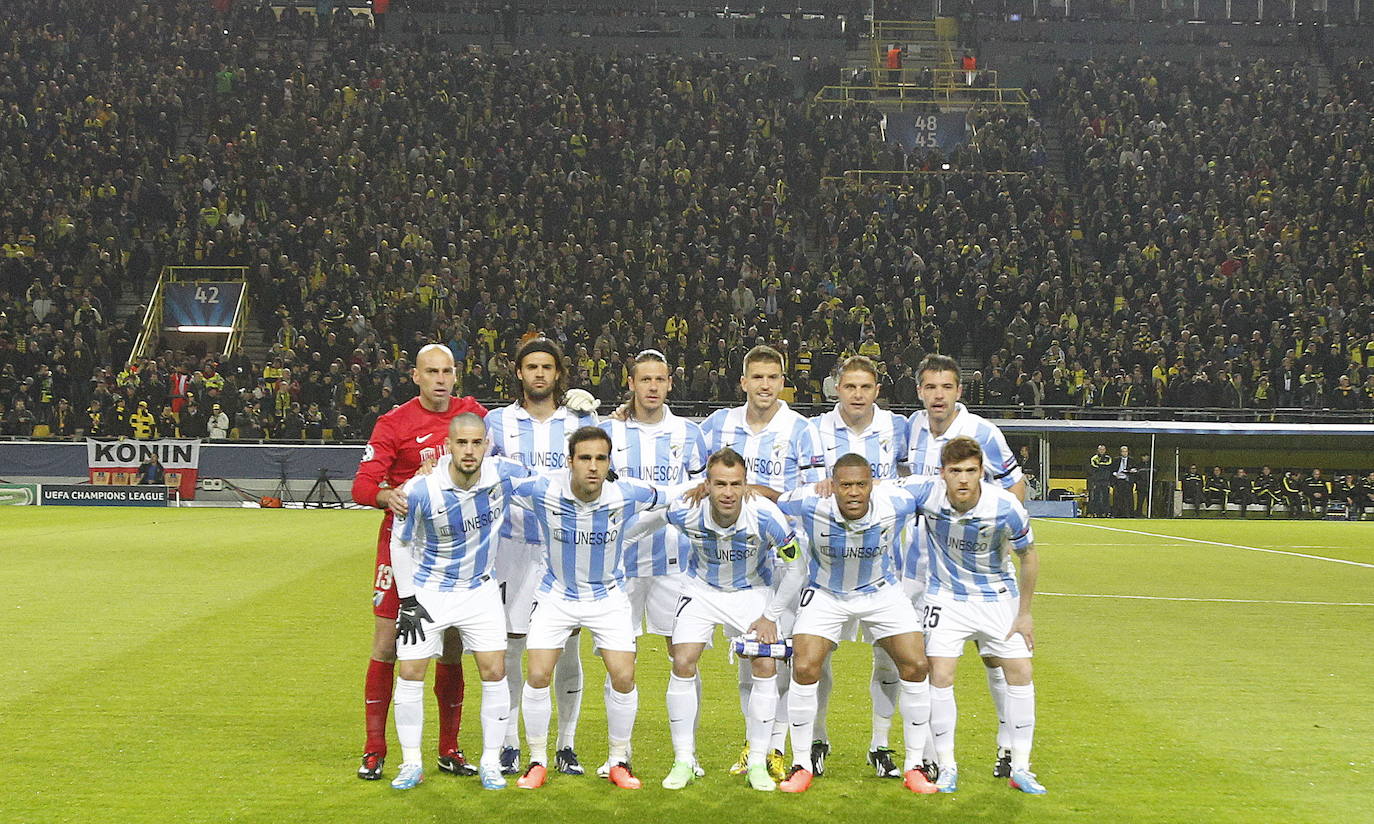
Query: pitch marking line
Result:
<box><xmin>1050</xmin><ymin>519</ymin><xmax>1374</xmax><ymax>569</ymax></box>
<box><xmin>1041</xmin><ymin>591</ymin><xmax>1374</xmax><ymax>607</ymax></box>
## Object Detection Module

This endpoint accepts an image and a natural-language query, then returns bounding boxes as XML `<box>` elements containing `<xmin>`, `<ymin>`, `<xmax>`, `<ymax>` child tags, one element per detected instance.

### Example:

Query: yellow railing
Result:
<box><xmin>225</xmin><ymin>285</ymin><xmax>251</xmax><ymax>358</ymax></box>
<box><xmin>129</xmin><ymin>276</ymin><xmax>166</xmax><ymax>366</ymax></box>
<box><xmin>823</xmin><ymin>169</ymin><xmax>1029</xmax><ymax>187</ymax></box>
<box><xmin>814</xmin><ymin>84</ymin><xmax>1027</xmax><ymax>107</ymax></box>
<box><xmin>871</xmin><ymin>66</ymin><xmax>1001</xmax><ymax>87</ymax></box>
<box><xmin>128</xmin><ymin>265</ymin><xmax>250</xmax><ymax>366</ymax></box>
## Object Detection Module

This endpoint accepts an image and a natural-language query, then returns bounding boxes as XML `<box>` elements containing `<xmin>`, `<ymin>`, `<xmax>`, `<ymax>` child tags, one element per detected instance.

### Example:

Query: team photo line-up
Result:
<box><xmin>352</xmin><ymin>337</ymin><xmax>1042</xmax><ymax>796</ymax></box>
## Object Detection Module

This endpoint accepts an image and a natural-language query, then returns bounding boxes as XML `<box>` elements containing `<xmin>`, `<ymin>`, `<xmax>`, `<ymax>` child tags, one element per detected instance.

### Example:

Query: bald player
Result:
<box><xmin>353</xmin><ymin>344</ymin><xmax>487</xmax><ymax>781</ymax></box>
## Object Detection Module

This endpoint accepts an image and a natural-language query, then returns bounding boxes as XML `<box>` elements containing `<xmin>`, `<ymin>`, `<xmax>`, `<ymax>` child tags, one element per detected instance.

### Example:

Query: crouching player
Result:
<box><xmin>901</xmin><ymin>436</ymin><xmax>1045</xmax><ymax>795</ymax></box>
<box><xmin>772</xmin><ymin>453</ymin><xmax>941</xmax><ymax>794</ymax></box>
<box><xmin>386</xmin><ymin>413</ymin><xmax>528</xmax><ymax>791</ymax></box>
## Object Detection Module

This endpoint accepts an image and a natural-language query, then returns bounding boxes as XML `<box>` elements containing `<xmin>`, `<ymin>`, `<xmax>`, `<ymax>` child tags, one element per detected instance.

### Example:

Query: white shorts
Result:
<box><xmin>671</xmin><ymin>576</ymin><xmax>772</xmax><ymax>646</ymax></box>
<box><xmin>396</xmin><ymin>579</ymin><xmax>509</xmax><ymax>660</ymax></box>
<box><xmin>496</xmin><ymin>538</ymin><xmax>543</xmax><ymax>635</ymax></box>
<box><xmin>793</xmin><ymin>583</ymin><xmax>923</xmax><ymax>645</ymax></box>
<box><xmin>626</xmin><ymin>572</ymin><xmax>688</xmax><ymax>637</ymax></box>
<box><xmin>527</xmin><ymin>586</ymin><xmax>637</xmax><ymax>653</ymax></box>
<box><xmin>923</xmin><ymin>595</ymin><xmax>1031</xmax><ymax>660</ymax></box>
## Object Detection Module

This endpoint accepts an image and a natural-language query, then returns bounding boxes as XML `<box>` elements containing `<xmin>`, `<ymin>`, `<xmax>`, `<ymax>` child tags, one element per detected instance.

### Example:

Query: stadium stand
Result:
<box><xmin>0</xmin><ymin>0</ymin><xmax>1372</xmax><ymax>449</ymax></box>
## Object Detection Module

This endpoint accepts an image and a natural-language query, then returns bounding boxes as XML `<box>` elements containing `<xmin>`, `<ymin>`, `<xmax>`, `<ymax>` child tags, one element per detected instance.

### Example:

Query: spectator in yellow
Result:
<box><xmin>130</xmin><ymin>401</ymin><xmax>158</xmax><ymax>440</ymax></box>
<box><xmin>858</xmin><ymin>332</ymin><xmax>882</xmax><ymax>360</ymax></box>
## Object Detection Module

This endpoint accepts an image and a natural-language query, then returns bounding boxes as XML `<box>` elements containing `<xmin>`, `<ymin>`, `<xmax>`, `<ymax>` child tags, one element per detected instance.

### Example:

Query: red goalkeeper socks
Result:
<box><xmin>365</xmin><ymin>658</ymin><xmax>395</xmax><ymax>755</ymax></box>
<box><xmin>435</xmin><ymin>661</ymin><xmax>466</xmax><ymax>754</ymax></box>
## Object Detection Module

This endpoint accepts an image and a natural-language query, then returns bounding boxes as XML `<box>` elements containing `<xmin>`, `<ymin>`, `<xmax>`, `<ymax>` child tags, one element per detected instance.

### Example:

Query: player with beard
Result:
<box><xmin>352</xmin><ymin>344</ymin><xmax>487</xmax><ymax>781</ymax></box>
<box><xmin>485</xmin><ymin>338</ymin><xmax>600</xmax><ymax>776</ymax></box>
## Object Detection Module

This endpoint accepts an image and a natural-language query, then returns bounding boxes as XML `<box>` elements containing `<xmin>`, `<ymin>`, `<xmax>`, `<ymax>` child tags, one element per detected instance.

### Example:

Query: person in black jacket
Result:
<box><xmin>1203</xmin><ymin>466</ymin><xmax>1229</xmax><ymax>515</ymax></box>
<box><xmin>1353</xmin><ymin>472</ymin><xmax>1374</xmax><ymax>520</ymax></box>
<box><xmin>1282</xmin><ymin>471</ymin><xmax>1306</xmax><ymax>516</ymax></box>
<box><xmin>1180</xmin><ymin>463</ymin><xmax>1204</xmax><ymax>516</ymax></box>
<box><xmin>1252</xmin><ymin>466</ymin><xmax>1282</xmax><ymax>517</ymax></box>
<box><xmin>1303</xmin><ymin>468</ymin><xmax>1332</xmax><ymax>518</ymax></box>
<box><xmin>1088</xmin><ymin>444</ymin><xmax>1114</xmax><ymax>517</ymax></box>
<box><xmin>1337</xmin><ymin>474</ymin><xmax>1361</xmax><ymax>520</ymax></box>
<box><xmin>1230</xmin><ymin>468</ymin><xmax>1253</xmax><ymax>517</ymax></box>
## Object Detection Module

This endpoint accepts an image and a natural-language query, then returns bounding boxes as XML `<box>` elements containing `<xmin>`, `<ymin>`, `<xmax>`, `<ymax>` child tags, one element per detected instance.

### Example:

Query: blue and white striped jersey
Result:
<box><xmin>601</xmin><ymin>410</ymin><xmax>706</xmax><ymax>578</ymax></box>
<box><xmin>666</xmin><ymin>496</ymin><xmax>798</xmax><ymax>591</ymax></box>
<box><xmin>899</xmin><ymin>477</ymin><xmax>1034</xmax><ymax>602</ymax></box>
<box><xmin>700</xmin><ymin>402</ymin><xmax>826</xmax><ymax>493</ymax></box>
<box><xmin>486</xmin><ymin>403</ymin><xmax>598</xmax><ymax>544</ymax></box>
<box><xmin>907</xmin><ymin>403</ymin><xmax>1022</xmax><ymax>489</ymax></box>
<box><xmin>778</xmin><ymin>484</ymin><xmax>932</xmax><ymax>598</ymax></box>
<box><xmin>391</xmin><ymin>455</ymin><xmax>533</xmax><ymax>595</ymax></box>
<box><xmin>509</xmin><ymin>472</ymin><xmax>664</xmax><ymax>601</ymax></box>
<box><xmin>812</xmin><ymin>405</ymin><xmax>910</xmax><ymax>479</ymax></box>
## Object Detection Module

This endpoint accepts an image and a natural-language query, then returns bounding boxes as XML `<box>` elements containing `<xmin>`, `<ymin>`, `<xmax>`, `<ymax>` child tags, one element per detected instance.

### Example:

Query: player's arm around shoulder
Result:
<box><xmin>389</xmin><ymin>478</ymin><xmax>430</xmax><ymax>599</ymax></box>
<box><xmin>620</xmin><ymin>476</ymin><xmax>669</xmax><ymax>513</ymax></box>
<box><xmin>508</xmin><ymin>471</ymin><xmax>549</xmax><ymax>502</ymax></box>
<box><xmin>351</xmin><ymin>413</ymin><xmax>396</xmax><ymax>508</ymax></box>
<box><xmin>795</xmin><ymin>417</ymin><xmax>828</xmax><ymax>483</ymax></box>
<box><xmin>1005</xmin><ymin>492</ymin><xmax>1038</xmax><ymax>650</ymax></box>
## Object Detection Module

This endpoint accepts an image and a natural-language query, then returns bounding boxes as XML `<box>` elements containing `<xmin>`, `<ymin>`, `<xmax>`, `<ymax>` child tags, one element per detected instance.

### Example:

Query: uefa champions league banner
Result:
<box><xmin>85</xmin><ymin>438</ymin><xmax>202</xmax><ymax>500</ymax></box>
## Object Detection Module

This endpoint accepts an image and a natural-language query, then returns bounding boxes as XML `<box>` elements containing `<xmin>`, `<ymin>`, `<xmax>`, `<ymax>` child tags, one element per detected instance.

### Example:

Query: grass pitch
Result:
<box><xmin>2</xmin><ymin>509</ymin><xmax>1370</xmax><ymax>823</ymax></box>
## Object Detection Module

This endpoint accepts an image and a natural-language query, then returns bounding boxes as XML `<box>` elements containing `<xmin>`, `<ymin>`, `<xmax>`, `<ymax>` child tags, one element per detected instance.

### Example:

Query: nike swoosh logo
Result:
<box><xmin>416</xmin><ymin>434</ymin><xmax>434</xmax><ymax>443</ymax></box>
<box><xmin>791</xmin><ymin>723</ymin><xmax>807</xmax><ymax>728</ymax></box>
<box><xmin>1015</xmin><ymin>724</ymin><xmax>1032</xmax><ymax>729</ymax></box>
<box><xmin>366</xmin><ymin>699</ymin><xmax>384</xmax><ymax>704</ymax></box>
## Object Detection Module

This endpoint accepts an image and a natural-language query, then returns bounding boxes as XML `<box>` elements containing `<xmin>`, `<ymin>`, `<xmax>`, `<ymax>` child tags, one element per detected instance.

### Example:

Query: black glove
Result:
<box><xmin>396</xmin><ymin>595</ymin><xmax>433</xmax><ymax>645</ymax></box>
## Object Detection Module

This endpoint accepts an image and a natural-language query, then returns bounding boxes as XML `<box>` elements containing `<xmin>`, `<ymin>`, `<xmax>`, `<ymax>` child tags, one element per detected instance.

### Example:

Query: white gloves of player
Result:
<box><xmin>563</xmin><ymin>388</ymin><xmax>599</xmax><ymax>414</ymax></box>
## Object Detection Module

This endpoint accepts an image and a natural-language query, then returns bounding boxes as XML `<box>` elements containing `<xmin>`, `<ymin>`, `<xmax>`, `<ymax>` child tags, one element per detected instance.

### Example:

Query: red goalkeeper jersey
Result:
<box><xmin>351</xmin><ymin>395</ymin><xmax>488</xmax><ymax>513</ymax></box>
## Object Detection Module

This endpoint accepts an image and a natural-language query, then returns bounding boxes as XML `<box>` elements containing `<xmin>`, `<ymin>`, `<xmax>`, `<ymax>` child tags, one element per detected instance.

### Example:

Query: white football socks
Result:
<box><xmin>1005</xmin><ymin>682</ymin><xmax>1035</xmax><ymax>772</ymax></box>
<box><xmin>605</xmin><ymin>686</ymin><xmax>638</xmax><ymax>764</ymax></box>
<box><xmin>480</xmin><ymin>678</ymin><xmax>511</xmax><ymax>769</ymax></box>
<box><xmin>522</xmin><ymin>682</ymin><xmax>552</xmax><ymax>767</ymax></box>
<box><xmin>503</xmin><ymin>637</ymin><xmax>526</xmax><ymax>747</ymax></box>
<box><xmin>771</xmin><ymin>660</ymin><xmax>791</xmax><ymax>753</ymax></box>
<box><xmin>870</xmin><ymin>645</ymin><xmax>899</xmax><ymax>750</ymax></box>
<box><xmin>666</xmin><ymin>673</ymin><xmax>698</xmax><ymax>762</ymax></box>
<box><xmin>786</xmin><ymin>679</ymin><xmax>818</xmax><ymax>772</ymax></box>
<box><xmin>986</xmin><ymin>664</ymin><xmax>1011</xmax><ymax>750</ymax></box>
<box><xmin>747</xmin><ymin>673</ymin><xmax>778</xmax><ymax>767</ymax></box>
<box><xmin>814</xmin><ymin>657</ymin><xmax>833</xmax><ymax>743</ymax></box>
<box><xmin>897</xmin><ymin>678</ymin><xmax>931</xmax><ymax>772</ymax></box>
<box><xmin>555</xmin><ymin>635</ymin><xmax>583</xmax><ymax>751</ymax></box>
<box><xmin>393</xmin><ymin>677</ymin><xmax>426</xmax><ymax>766</ymax></box>
<box><xmin>930</xmin><ymin>684</ymin><xmax>957</xmax><ymax>770</ymax></box>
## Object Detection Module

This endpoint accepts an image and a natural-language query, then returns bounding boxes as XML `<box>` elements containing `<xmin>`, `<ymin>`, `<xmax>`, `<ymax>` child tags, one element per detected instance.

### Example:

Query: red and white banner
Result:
<box><xmin>86</xmin><ymin>438</ymin><xmax>201</xmax><ymax>500</ymax></box>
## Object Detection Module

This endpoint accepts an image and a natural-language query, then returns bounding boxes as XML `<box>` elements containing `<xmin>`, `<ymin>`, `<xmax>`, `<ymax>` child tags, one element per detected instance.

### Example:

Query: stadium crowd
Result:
<box><xmin>1</xmin><ymin>1</ymin><xmax>1373</xmax><ymax>443</ymax></box>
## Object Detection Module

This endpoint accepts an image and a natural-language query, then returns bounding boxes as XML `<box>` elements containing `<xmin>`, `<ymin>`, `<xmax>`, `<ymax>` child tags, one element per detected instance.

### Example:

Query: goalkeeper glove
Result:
<box><xmin>563</xmin><ymin>387</ymin><xmax>599</xmax><ymax>414</ymax></box>
<box><xmin>396</xmin><ymin>595</ymin><xmax>433</xmax><ymax>645</ymax></box>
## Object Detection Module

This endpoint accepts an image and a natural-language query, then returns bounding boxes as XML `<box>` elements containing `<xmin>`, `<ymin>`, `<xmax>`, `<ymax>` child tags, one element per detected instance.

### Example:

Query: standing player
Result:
<box><xmin>508</xmin><ymin>427</ymin><xmax>673</xmax><ymax>791</ymax></box>
<box><xmin>901</xmin><ymin>437</ymin><xmax>1045</xmax><ymax>795</ymax></box>
<box><xmin>386</xmin><ymin>413</ymin><xmax>528</xmax><ymax>791</ymax></box>
<box><xmin>772</xmin><ymin>454</ymin><xmax>939</xmax><ymax>795</ymax></box>
<box><xmin>598</xmin><ymin>349</ymin><xmax>706</xmax><ymax>777</ymax></box>
<box><xmin>485</xmin><ymin>338</ymin><xmax>599</xmax><ymax>775</ymax></box>
<box><xmin>903</xmin><ymin>353</ymin><xmax>1026</xmax><ymax>780</ymax></box>
<box><xmin>352</xmin><ymin>344</ymin><xmax>487</xmax><ymax>781</ymax></box>
<box><xmin>807</xmin><ymin>355</ymin><xmax>911</xmax><ymax>777</ymax></box>
<box><xmin>600</xmin><ymin>349</ymin><xmax>706</xmax><ymax>641</ymax></box>
<box><xmin>699</xmin><ymin>344</ymin><xmax>827</xmax><ymax>776</ymax></box>
<box><xmin>642</xmin><ymin>448</ymin><xmax>799</xmax><ymax>792</ymax></box>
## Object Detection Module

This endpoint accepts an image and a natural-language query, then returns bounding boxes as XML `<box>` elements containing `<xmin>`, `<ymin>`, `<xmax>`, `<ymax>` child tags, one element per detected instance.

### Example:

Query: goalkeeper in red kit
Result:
<box><xmin>352</xmin><ymin>344</ymin><xmax>488</xmax><ymax>780</ymax></box>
